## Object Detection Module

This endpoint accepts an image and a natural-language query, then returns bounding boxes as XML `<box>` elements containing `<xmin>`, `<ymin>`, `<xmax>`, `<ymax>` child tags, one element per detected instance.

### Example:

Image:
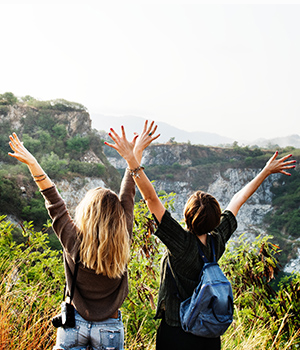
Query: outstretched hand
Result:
<box><xmin>134</xmin><ymin>120</ymin><xmax>160</xmax><ymax>160</ymax></box>
<box><xmin>265</xmin><ymin>151</ymin><xmax>296</xmax><ymax>176</ymax></box>
<box><xmin>105</xmin><ymin>126</ymin><xmax>137</xmax><ymax>162</ymax></box>
<box><xmin>105</xmin><ymin>121</ymin><xmax>160</xmax><ymax>163</ymax></box>
<box><xmin>8</xmin><ymin>133</ymin><xmax>36</xmax><ymax>165</ymax></box>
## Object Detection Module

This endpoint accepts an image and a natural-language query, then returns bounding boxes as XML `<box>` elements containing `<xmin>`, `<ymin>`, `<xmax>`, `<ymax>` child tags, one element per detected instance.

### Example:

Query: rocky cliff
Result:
<box><xmin>1</xmin><ymin>97</ymin><xmax>299</xmax><ymax>273</ymax></box>
<box><xmin>107</xmin><ymin>143</ymin><xmax>300</xmax><ymax>273</ymax></box>
<box><xmin>2</xmin><ymin>104</ymin><xmax>91</xmax><ymax>137</ymax></box>
<box><xmin>108</xmin><ymin>145</ymin><xmax>277</xmax><ymax>236</ymax></box>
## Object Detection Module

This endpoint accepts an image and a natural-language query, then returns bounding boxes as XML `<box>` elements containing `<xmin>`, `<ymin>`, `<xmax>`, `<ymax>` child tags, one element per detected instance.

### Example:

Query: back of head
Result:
<box><xmin>75</xmin><ymin>187</ymin><xmax>130</xmax><ymax>279</ymax></box>
<box><xmin>184</xmin><ymin>191</ymin><xmax>221</xmax><ymax>236</ymax></box>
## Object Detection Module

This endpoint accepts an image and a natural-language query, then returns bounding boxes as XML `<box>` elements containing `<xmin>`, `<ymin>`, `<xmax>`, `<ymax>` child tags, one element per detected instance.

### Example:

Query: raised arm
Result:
<box><xmin>8</xmin><ymin>133</ymin><xmax>53</xmax><ymax>191</ymax></box>
<box><xmin>226</xmin><ymin>151</ymin><xmax>296</xmax><ymax>216</ymax></box>
<box><xmin>105</xmin><ymin>121</ymin><xmax>166</xmax><ymax>222</ymax></box>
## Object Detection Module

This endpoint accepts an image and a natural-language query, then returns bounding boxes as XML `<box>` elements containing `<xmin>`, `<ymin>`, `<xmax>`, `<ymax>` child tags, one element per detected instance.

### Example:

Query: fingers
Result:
<box><xmin>143</xmin><ymin>120</ymin><xmax>148</xmax><ymax>133</ymax></box>
<box><xmin>9</xmin><ymin>133</ymin><xmax>24</xmax><ymax>152</ymax></box>
<box><xmin>279</xmin><ymin>154</ymin><xmax>296</xmax><ymax>168</ymax></box>
<box><xmin>131</xmin><ymin>134</ymin><xmax>139</xmax><ymax>144</ymax></box>
<box><xmin>280</xmin><ymin>170</ymin><xmax>292</xmax><ymax>176</ymax></box>
<box><xmin>9</xmin><ymin>135</ymin><xmax>18</xmax><ymax>149</ymax></box>
<box><xmin>8</xmin><ymin>141</ymin><xmax>16</xmax><ymax>152</ymax></box>
<box><xmin>152</xmin><ymin>133</ymin><xmax>161</xmax><ymax>141</ymax></box>
<box><xmin>278</xmin><ymin>153</ymin><xmax>293</xmax><ymax>162</ymax></box>
<box><xmin>121</xmin><ymin>125</ymin><xmax>127</xmax><ymax>139</ymax></box>
<box><xmin>8</xmin><ymin>152</ymin><xmax>17</xmax><ymax>158</ymax></box>
<box><xmin>146</xmin><ymin>120</ymin><xmax>155</xmax><ymax>133</ymax></box>
<box><xmin>142</xmin><ymin>120</ymin><xmax>159</xmax><ymax>139</ymax></box>
<box><xmin>104</xmin><ymin>141</ymin><xmax>117</xmax><ymax>150</ymax></box>
<box><xmin>106</xmin><ymin>126</ymin><xmax>131</xmax><ymax>149</ymax></box>
<box><xmin>109</xmin><ymin>128</ymin><xmax>120</xmax><ymax>141</ymax></box>
<box><xmin>12</xmin><ymin>132</ymin><xmax>21</xmax><ymax>144</ymax></box>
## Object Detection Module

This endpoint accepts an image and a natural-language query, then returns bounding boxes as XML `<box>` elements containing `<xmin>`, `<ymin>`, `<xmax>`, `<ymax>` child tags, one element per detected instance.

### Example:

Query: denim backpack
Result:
<box><xmin>168</xmin><ymin>235</ymin><xmax>233</xmax><ymax>338</ymax></box>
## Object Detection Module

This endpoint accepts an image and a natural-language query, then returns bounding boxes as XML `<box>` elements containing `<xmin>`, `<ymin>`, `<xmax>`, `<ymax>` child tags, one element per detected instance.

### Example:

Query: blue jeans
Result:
<box><xmin>53</xmin><ymin>309</ymin><xmax>124</xmax><ymax>350</ymax></box>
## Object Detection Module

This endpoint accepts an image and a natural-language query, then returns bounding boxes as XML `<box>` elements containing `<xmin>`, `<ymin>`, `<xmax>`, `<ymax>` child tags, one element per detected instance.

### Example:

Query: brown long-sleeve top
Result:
<box><xmin>41</xmin><ymin>171</ymin><xmax>135</xmax><ymax>322</ymax></box>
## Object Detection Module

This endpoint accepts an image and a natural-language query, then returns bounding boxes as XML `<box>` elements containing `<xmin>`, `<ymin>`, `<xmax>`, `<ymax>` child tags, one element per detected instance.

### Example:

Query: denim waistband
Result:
<box><xmin>74</xmin><ymin>309</ymin><xmax>122</xmax><ymax>325</ymax></box>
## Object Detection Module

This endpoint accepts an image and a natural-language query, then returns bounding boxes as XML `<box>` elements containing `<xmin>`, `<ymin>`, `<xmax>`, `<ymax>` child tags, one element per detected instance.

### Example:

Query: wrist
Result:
<box><xmin>133</xmin><ymin>149</ymin><xmax>143</xmax><ymax>163</ymax></box>
<box><xmin>27</xmin><ymin>157</ymin><xmax>38</xmax><ymax>167</ymax></box>
<box><xmin>126</xmin><ymin>155</ymin><xmax>140</xmax><ymax>169</ymax></box>
<box><xmin>127</xmin><ymin>165</ymin><xmax>144</xmax><ymax>178</ymax></box>
<box><xmin>262</xmin><ymin>166</ymin><xmax>272</xmax><ymax>177</ymax></box>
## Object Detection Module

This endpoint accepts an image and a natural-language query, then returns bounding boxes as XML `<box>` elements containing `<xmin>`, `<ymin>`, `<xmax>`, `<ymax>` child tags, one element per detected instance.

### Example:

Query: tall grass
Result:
<box><xmin>0</xmin><ymin>278</ymin><xmax>56</xmax><ymax>349</ymax></box>
<box><xmin>1</xmin><ymin>213</ymin><xmax>300</xmax><ymax>350</ymax></box>
<box><xmin>222</xmin><ymin>306</ymin><xmax>300</xmax><ymax>350</ymax></box>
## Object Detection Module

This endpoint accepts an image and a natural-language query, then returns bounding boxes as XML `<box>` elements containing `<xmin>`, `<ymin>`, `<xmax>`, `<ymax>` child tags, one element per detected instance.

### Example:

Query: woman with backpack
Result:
<box><xmin>8</xmin><ymin>125</ymin><xmax>158</xmax><ymax>350</ymax></box>
<box><xmin>106</xmin><ymin>120</ymin><xmax>296</xmax><ymax>350</ymax></box>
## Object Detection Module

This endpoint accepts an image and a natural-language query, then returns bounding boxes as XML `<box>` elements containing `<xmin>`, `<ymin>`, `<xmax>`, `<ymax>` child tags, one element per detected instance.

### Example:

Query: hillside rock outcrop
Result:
<box><xmin>1</xmin><ymin>105</ymin><xmax>91</xmax><ymax>137</ymax></box>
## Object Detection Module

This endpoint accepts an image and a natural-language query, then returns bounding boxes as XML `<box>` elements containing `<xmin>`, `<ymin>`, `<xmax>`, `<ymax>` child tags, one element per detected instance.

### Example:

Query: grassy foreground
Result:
<box><xmin>1</xmin><ymin>201</ymin><xmax>299</xmax><ymax>349</ymax></box>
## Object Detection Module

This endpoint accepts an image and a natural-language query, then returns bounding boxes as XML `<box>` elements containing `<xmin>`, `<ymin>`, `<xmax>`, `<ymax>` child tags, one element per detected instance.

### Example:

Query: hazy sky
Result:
<box><xmin>1</xmin><ymin>1</ymin><xmax>300</xmax><ymax>141</ymax></box>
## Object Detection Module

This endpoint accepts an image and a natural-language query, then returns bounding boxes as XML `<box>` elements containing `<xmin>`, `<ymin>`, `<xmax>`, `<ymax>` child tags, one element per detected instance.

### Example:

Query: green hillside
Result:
<box><xmin>1</xmin><ymin>92</ymin><xmax>300</xmax><ymax>263</ymax></box>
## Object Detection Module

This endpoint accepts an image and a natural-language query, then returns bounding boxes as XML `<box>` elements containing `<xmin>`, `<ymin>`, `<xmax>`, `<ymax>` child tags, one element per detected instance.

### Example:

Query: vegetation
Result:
<box><xmin>0</xmin><ymin>92</ymin><xmax>120</xmax><ymax>233</ymax></box>
<box><xmin>263</xmin><ymin>166</ymin><xmax>300</xmax><ymax>263</ymax></box>
<box><xmin>0</xmin><ymin>196</ymin><xmax>299</xmax><ymax>349</ymax></box>
<box><xmin>140</xmin><ymin>145</ymin><xmax>300</xmax><ymax>267</ymax></box>
<box><xmin>1</xmin><ymin>91</ymin><xmax>300</xmax><ymax>348</ymax></box>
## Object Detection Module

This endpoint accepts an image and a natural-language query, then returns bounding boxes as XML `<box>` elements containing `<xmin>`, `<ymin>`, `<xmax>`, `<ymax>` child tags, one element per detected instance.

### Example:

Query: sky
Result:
<box><xmin>1</xmin><ymin>0</ymin><xmax>300</xmax><ymax>141</ymax></box>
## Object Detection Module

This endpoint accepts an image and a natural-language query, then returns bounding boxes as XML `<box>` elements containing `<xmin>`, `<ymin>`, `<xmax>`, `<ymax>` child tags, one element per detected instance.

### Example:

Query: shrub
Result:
<box><xmin>40</xmin><ymin>152</ymin><xmax>68</xmax><ymax>177</ymax></box>
<box><xmin>0</xmin><ymin>216</ymin><xmax>64</xmax><ymax>349</ymax></box>
<box><xmin>0</xmin><ymin>92</ymin><xmax>18</xmax><ymax>105</ymax></box>
<box><xmin>69</xmin><ymin>160</ymin><xmax>105</xmax><ymax>177</ymax></box>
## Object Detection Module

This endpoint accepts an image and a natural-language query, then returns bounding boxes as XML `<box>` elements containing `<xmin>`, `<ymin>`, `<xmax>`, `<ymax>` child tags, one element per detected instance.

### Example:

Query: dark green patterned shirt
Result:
<box><xmin>153</xmin><ymin>210</ymin><xmax>237</xmax><ymax>327</ymax></box>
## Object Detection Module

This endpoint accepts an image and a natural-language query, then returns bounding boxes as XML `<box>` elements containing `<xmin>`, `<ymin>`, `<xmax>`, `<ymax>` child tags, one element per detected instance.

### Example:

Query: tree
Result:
<box><xmin>0</xmin><ymin>92</ymin><xmax>18</xmax><ymax>105</ymax></box>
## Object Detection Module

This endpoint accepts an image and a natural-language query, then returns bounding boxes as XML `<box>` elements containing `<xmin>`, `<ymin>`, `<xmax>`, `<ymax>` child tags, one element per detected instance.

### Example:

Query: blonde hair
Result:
<box><xmin>75</xmin><ymin>187</ymin><xmax>130</xmax><ymax>279</ymax></box>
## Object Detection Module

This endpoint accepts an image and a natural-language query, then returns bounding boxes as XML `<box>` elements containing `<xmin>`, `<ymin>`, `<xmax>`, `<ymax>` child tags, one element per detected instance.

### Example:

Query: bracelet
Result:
<box><xmin>35</xmin><ymin>175</ymin><xmax>47</xmax><ymax>182</ymax></box>
<box><xmin>127</xmin><ymin>166</ymin><xmax>144</xmax><ymax>178</ymax></box>
<box><xmin>33</xmin><ymin>174</ymin><xmax>45</xmax><ymax>178</ymax></box>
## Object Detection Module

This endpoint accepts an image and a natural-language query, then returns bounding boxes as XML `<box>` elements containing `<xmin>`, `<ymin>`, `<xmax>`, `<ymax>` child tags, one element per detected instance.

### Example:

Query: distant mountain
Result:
<box><xmin>91</xmin><ymin>113</ymin><xmax>300</xmax><ymax>148</ymax></box>
<box><xmin>252</xmin><ymin>135</ymin><xmax>300</xmax><ymax>149</ymax></box>
<box><xmin>90</xmin><ymin>114</ymin><xmax>234</xmax><ymax>146</ymax></box>
<box><xmin>90</xmin><ymin>113</ymin><xmax>300</xmax><ymax>148</ymax></box>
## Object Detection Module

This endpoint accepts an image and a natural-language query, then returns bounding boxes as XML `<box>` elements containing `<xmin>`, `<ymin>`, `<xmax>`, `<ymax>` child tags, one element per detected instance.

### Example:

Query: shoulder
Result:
<box><xmin>220</xmin><ymin>210</ymin><xmax>237</xmax><ymax>226</ymax></box>
<box><xmin>154</xmin><ymin>210</ymin><xmax>186</xmax><ymax>235</ymax></box>
<box><xmin>213</xmin><ymin>209</ymin><xmax>238</xmax><ymax>244</ymax></box>
<box><xmin>153</xmin><ymin>210</ymin><xmax>196</xmax><ymax>257</ymax></box>
<box><xmin>40</xmin><ymin>185</ymin><xmax>63</xmax><ymax>204</ymax></box>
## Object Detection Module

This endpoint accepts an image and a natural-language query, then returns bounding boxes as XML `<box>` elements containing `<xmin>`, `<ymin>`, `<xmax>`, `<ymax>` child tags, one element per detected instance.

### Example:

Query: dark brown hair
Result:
<box><xmin>184</xmin><ymin>191</ymin><xmax>221</xmax><ymax>236</ymax></box>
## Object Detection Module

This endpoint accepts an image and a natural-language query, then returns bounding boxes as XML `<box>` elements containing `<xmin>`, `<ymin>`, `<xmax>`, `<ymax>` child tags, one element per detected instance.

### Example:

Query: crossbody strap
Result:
<box><xmin>64</xmin><ymin>256</ymin><xmax>80</xmax><ymax>303</ymax></box>
<box><xmin>69</xmin><ymin>259</ymin><xmax>80</xmax><ymax>301</ymax></box>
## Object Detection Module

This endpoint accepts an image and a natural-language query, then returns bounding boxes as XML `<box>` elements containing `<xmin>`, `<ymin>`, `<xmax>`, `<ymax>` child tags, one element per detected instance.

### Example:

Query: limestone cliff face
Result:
<box><xmin>145</xmin><ymin>169</ymin><xmax>278</xmax><ymax>237</ymax></box>
<box><xmin>108</xmin><ymin>144</ymin><xmax>281</xmax><ymax>238</ymax></box>
<box><xmin>55</xmin><ymin>177</ymin><xmax>107</xmax><ymax>217</ymax></box>
<box><xmin>2</xmin><ymin>104</ymin><xmax>91</xmax><ymax>137</ymax></box>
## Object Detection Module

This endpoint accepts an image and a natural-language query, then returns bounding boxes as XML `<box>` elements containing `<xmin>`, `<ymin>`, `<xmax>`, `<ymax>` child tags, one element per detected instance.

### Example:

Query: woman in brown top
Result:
<box><xmin>8</xmin><ymin>126</ymin><xmax>159</xmax><ymax>350</ymax></box>
<box><xmin>106</xmin><ymin>120</ymin><xmax>296</xmax><ymax>350</ymax></box>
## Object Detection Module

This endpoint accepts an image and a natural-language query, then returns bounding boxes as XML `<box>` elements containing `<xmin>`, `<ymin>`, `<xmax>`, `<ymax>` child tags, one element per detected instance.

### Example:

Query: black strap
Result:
<box><xmin>167</xmin><ymin>256</ymin><xmax>183</xmax><ymax>301</ymax></box>
<box><xmin>64</xmin><ymin>256</ymin><xmax>80</xmax><ymax>302</ymax></box>
<box><xmin>69</xmin><ymin>259</ymin><xmax>79</xmax><ymax>301</ymax></box>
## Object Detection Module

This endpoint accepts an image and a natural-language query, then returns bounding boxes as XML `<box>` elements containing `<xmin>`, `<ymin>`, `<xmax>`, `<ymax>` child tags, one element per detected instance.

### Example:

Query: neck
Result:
<box><xmin>198</xmin><ymin>233</ymin><xmax>208</xmax><ymax>246</ymax></box>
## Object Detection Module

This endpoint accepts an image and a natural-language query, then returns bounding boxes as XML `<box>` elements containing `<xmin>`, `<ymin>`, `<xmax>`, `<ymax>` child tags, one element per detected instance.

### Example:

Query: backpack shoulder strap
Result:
<box><xmin>167</xmin><ymin>256</ymin><xmax>183</xmax><ymax>301</ymax></box>
<box><xmin>197</xmin><ymin>233</ymin><xmax>216</xmax><ymax>263</ymax></box>
<box><xmin>167</xmin><ymin>234</ymin><xmax>216</xmax><ymax>300</ymax></box>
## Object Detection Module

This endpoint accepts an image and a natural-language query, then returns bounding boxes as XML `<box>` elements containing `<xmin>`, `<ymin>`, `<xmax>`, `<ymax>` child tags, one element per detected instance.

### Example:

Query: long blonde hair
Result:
<box><xmin>75</xmin><ymin>187</ymin><xmax>130</xmax><ymax>279</ymax></box>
